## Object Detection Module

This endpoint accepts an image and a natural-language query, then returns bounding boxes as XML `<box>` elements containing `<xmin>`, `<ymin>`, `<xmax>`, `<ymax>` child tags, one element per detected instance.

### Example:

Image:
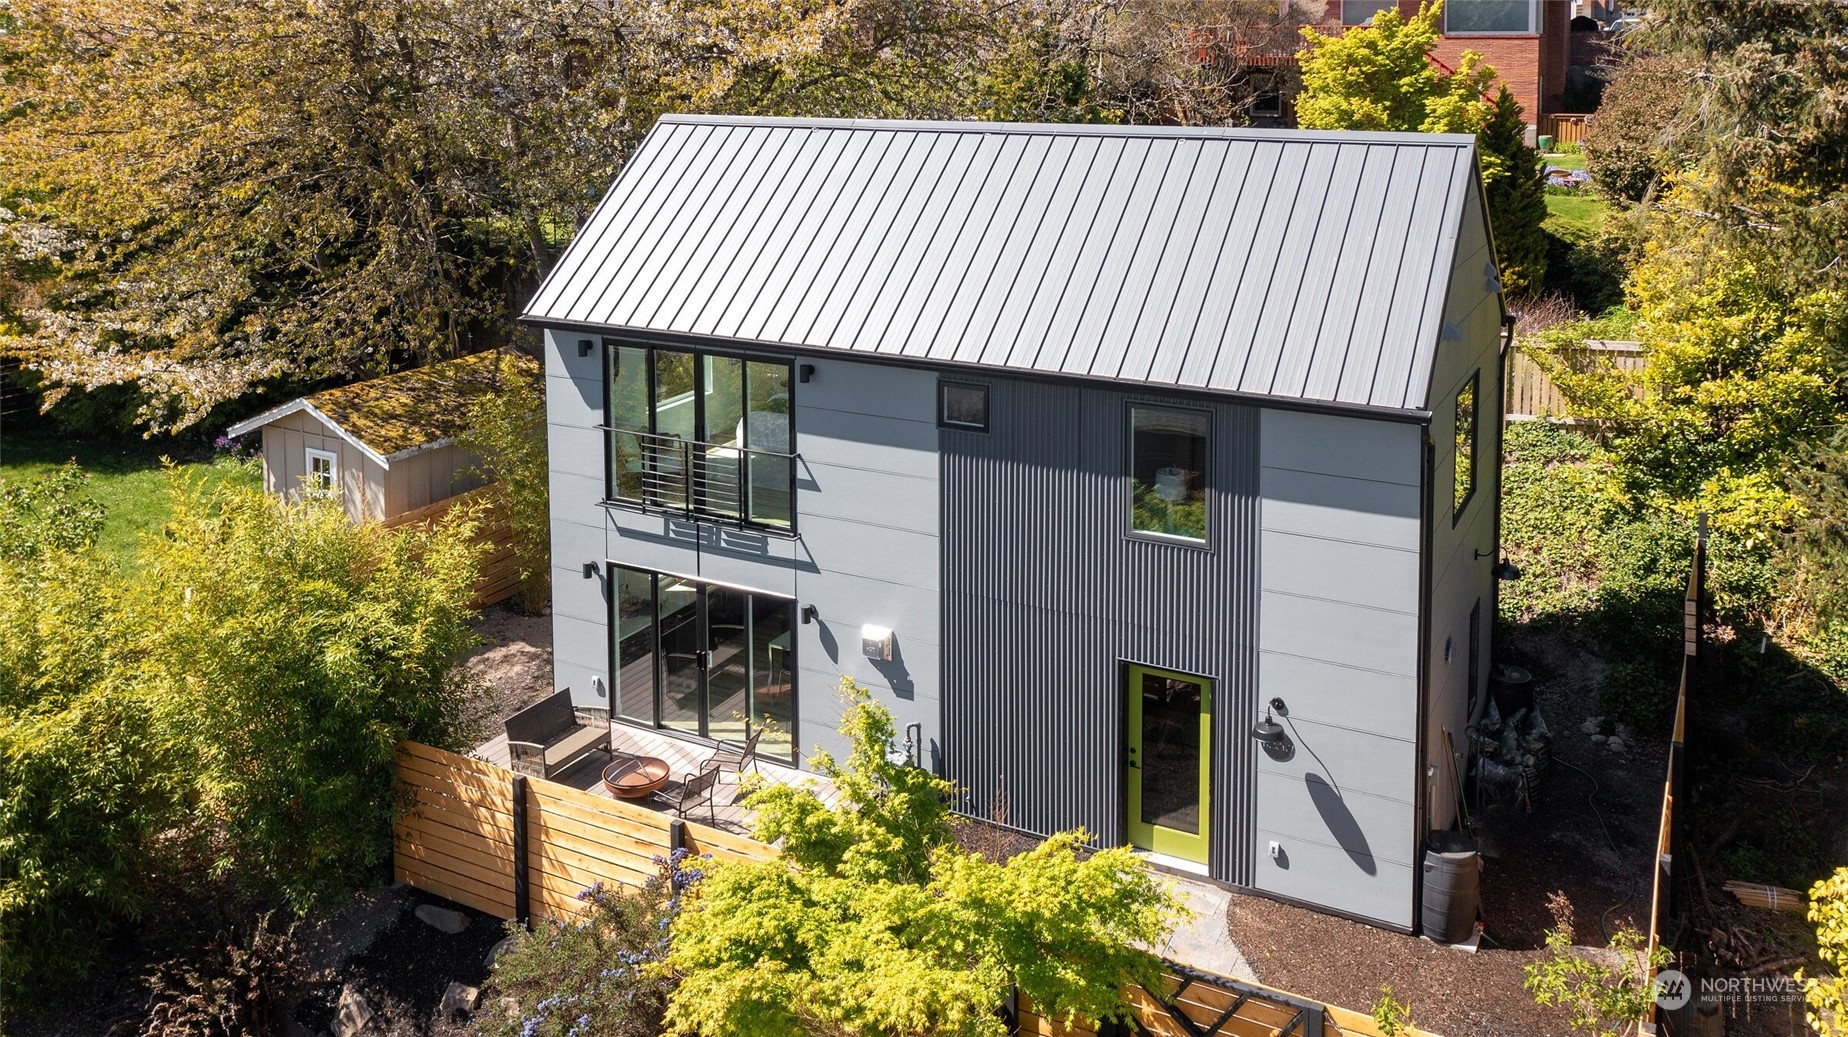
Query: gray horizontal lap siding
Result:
<box><xmin>525</xmin><ymin>116</ymin><xmax>1474</xmax><ymax>411</ymax></box>
<box><xmin>941</xmin><ymin>377</ymin><xmax>1258</xmax><ymax>884</ymax></box>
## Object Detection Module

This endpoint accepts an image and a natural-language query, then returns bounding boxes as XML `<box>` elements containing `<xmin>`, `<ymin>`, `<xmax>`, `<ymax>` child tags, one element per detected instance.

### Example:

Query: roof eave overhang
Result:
<box><xmin>519</xmin><ymin>317</ymin><xmax>1436</xmax><ymax>426</ymax></box>
<box><xmin>225</xmin><ymin>399</ymin><xmax>395</xmax><ymax>468</ymax></box>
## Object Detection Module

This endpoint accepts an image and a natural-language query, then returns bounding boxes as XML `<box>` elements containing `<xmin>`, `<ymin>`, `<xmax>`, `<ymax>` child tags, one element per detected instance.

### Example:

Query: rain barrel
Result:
<box><xmin>1491</xmin><ymin>664</ymin><xmax>1534</xmax><ymax>718</ymax></box>
<box><xmin>1421</xmin><ymin>831</ymin><xmax>1482</xmax><ymax>944</ymax></box>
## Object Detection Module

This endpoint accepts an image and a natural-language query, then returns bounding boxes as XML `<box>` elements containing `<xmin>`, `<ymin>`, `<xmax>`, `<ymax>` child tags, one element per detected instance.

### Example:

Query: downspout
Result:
<box><xmin>1412</xmin><ymin>423</ymin><xmax>1436</xmax><ymax>936</ymax></box>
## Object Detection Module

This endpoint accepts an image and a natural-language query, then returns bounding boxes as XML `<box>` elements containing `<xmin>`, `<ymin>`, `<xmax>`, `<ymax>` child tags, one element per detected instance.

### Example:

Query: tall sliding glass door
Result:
<box><xmin>610</xmin><ymin>565</ymin><xmax>795</xmax><ymax>761</ymax></box>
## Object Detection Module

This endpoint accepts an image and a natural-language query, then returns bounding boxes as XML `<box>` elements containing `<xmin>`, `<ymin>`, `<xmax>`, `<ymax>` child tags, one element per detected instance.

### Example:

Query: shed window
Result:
<box><xmin>1129</xmin><ymin>406</ymin><xmax>1208</xmax><ymax>542</ymax></box>
<box><xmin>1341</xmin><ymin>0</ymin><xmax>1397</xmax><ymax>25</ymax></box>
<box><xmin>939</xmin><ymin>381</ymin><xmax>989</xmax><ymax>431</ymax></box>
<box><xmin>1453</xmin><ymin>373</ymin><xmax>1478</xmax><ymax>521</ymax></box>
<box><xmin>604</xmin><ymin>342</ymin><xmax>794</xmax><ymax>530</ymax></box>
<box><xmin>305</xmin><ymin>447</ymin><xmax>337</xmax><ymax>495</ymax></box>
<box><xmin>1444</xmin><ymin>0</ymin><xmax>1535</xmax><ymax>34</ymax></box>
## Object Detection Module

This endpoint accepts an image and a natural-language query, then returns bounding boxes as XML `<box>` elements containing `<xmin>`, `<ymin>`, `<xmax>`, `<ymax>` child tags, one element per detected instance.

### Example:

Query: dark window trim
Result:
<box><xmin>1125</xmin><ymin>400</ymin><xmax>1214</xmax><ymax>549</ymax></box>
<box><xmin>938</xmin><ymin>380</ymin><xmax>990</xmax><ymax>432</ymax></box>
<box><xmin>1451</xmin><ymin>370</ymin><xmax>1479</xmax><ymax>526</ymax></box>
<box><xmin>601</xmin><ymin>337</ymin><xmax>798</xmax><ymax>535</ymax></box>
<box><xmin>605</xmin><ymin>561</ymin><xmax>800</xmax><ymax>765</ymax></box>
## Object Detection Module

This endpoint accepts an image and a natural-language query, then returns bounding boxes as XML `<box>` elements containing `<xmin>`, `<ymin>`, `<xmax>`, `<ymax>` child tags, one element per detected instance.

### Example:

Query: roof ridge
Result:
<box><xmin>655</xmin><ymin>113</ymin><xmax>1479</xmax><ymax>149</ymax></box>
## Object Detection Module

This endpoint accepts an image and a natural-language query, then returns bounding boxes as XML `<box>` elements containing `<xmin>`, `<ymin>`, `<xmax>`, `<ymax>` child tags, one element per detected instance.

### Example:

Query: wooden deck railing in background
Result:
<box><xmin>383</xmin><ymin>486</ymin><xmax>522</xmax><ymax>608</ymax></box>
<box><xmin>394</xmin><ymin>741</ymin><xmax>1432</xmax><ymax>1037</ymax></box>
<box><xmin>1541</xmin><ymin>114</ymin><xmax>1589</xmax><ymax>145</ymax></box>
<box><xmin>1507</xmin><ymin>340</ymin><xmax>1645</xmax><ymax>421</ymax></box>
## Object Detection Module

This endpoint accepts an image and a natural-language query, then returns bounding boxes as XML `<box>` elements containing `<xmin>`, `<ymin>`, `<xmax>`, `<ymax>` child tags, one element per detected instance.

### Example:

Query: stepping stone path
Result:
<box><xmin>439</xmin><ymin>982</ymin><xmax>482</xmax><ymax>1021</ymax></box>
<box><xmin>414</xmin><ymin>904</ymin><xmax>469</xmax><ymax>934</ymax></box>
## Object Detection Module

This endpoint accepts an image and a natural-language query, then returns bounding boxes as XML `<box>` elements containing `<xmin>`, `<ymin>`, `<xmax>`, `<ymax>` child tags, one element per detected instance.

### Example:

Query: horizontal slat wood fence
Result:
<box><xmin>1541</xmin><ymin>113</ymin><xmax>1589</xmax><ymax>145</ymax></box>
<box><xmin>393</xmin><ymin>741</ymin><xmax>770</xmax><ymax>923</ymax></box>
<box><xmin>1507</xmin><ymin>340</ymin><xmax>1644</xmax><ymax>421</ymax></box>
<box><xmin>383</xmin><ymin>486</ymin><xmax>522</xmax><ymax>608</ymax></box>
<box><xmin>396</xmin><ymin>741</ymin><xmax>1431</xmax><ymax>1037</ymax></box>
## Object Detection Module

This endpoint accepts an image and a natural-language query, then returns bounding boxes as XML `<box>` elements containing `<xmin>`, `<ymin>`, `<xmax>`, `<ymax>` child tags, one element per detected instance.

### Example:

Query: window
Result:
<box><xmin>1129</xmin><ymin>405</ymin><xmax>1209</xmax><ymax>542</ymax></box>
<box><xmin>1453</xmin><ymin>373</ymin><xmax>1477</xmax><ymax>521</ymax></box>
<box><xmin>1444</xmin><ymin>0</ymin><xmax>1535</xmax><ymax>33</ymax></box>
<box><xmin>605</xmin><ymin>342</ymin><xmax>794</xmax><ymax>530</ymax></box>
<box><xmin>1341</xmin><ymin>0</ymin><xmax>1398</xmax><ymax>25</ymax></box>
<box><xmin>305</xmin><ymin>447</ymin><xmax>337</xmax><ymax>495</ymax></box>
<box><xmin>610</xmin><ymin>565</ymin><xmax>796</xmax><ymax>762</ymax></box>
<box><xmin>939</xmin><ymin>381</ymin><xmax>989</xmax><ymax>431</ymax></box>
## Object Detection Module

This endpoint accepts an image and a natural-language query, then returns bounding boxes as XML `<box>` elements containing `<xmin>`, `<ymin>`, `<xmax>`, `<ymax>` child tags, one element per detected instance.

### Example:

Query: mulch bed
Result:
<box><xmin>297</xmin><ymin>891</ymin><xmax>508</xmax><ymax>1037</ymax></box>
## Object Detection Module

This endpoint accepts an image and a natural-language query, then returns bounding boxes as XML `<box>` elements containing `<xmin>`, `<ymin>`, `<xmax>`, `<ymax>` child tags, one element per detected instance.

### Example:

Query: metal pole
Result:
<box><xmin>512</xmin><ymin>774</ymin><xmax>530</xmax><ymax>926</ymax></box>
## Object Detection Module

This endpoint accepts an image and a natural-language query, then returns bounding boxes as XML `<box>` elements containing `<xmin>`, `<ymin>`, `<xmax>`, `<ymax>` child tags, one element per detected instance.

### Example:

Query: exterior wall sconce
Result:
<box><xmin>799</xmin><ymin>363</ymin><xmax>815</xmax><ymax>383</ymax></box>
<box><xmin>1250</xmin><ymin>697</ymin><xmax>1290</xmax><ymax>745</ymax></box>
<box><xmin>1476</xmin><ymin>548</ymin><xmax>1522</xmax><ymax>581</ymax></box>
<box><xmin>577</xmin><ymin>339</ymin><xmax>595</xmax><ymax>357</ymax></box>
<box><xmin>801</xmin><ymin>604</ymin><xmax>818</xmax><ymax>624</ymax></box>
<box><xmin>582</xmin><ymin>561</ymin><xmax>600</xmax><ymax>579</ymax></box>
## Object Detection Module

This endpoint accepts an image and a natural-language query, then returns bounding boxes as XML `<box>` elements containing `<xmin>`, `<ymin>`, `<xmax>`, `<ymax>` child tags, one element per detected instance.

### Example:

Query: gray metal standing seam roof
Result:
<box><xmin>522</xmin><ymin>115</ymin><xmax>1486</xmax><ymax>412</ymax></box>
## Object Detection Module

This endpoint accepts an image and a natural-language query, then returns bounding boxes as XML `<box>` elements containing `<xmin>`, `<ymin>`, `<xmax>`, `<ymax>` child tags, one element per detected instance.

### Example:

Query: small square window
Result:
<box><xmin>305</xmin><ymin>447</ymin><xmax>337</xmax><ymax>496</ymax></box>
<box><xmin>1341</xmin><ymin>0</ymin><xmax>1397</xmax><ymax>25</ymax></box>
<box><xmin>939</xmin><ymin>381</ymin><xmax>989</xmax><ymax>431</ymax></box>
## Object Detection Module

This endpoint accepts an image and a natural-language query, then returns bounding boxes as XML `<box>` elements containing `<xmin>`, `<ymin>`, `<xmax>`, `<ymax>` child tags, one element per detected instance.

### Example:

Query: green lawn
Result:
<box><xmin>0</xmin><ymin>431</ymin><xmax>261</xmax><ymax>561</ymax></box>
<box><xmin>1539</xmin><ymin>151</ymin><xmax>1587</xmax><ymax>173</ymax></box>
<box><xmin>1543</xmin><ymin>191</ymin><xmax>1608</xmax><ymax>237</ymax></box>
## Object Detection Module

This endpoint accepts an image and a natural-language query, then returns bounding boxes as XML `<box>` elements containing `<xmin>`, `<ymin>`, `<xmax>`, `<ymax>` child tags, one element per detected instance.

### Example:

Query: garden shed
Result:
<box><xmin>226</xmin><ymin>350</ymin><xmax>535</xmax><ymax>525</ymax></box>
<box><xmin>525</xmin><ymin>115</ymin><xmax>1511</xmax><ymax>933</ymax></box>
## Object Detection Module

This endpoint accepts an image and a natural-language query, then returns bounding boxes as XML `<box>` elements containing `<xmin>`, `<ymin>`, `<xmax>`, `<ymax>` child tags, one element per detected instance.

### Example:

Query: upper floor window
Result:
<box><xmin>1453</xmin><ymin>373</ymin><xmax>1478</xmax><ymax>521</ymax></box>
<box><xmin>1341</xmin><ymin>0</ymin><xmax>1397</xmax><ymax>25</ymax></box>
<box><xmin>1444</xmin><ymin>0</ymin><xmax>1535</xmax><ymax>34</ymax></box>
<box><xmin>1129</xmin><ymin>405</ymin><xmax>1209</xmax><ymax>542</ymax></box>
<box><xmin>939</xmin><ymin>381</ymin><xmax>989</xmax><ymax>431</ymax></box>
<box><xmin>605</xmin><ymin>342</ymin><xmax>794</xmax><ymax>530</ymax></box>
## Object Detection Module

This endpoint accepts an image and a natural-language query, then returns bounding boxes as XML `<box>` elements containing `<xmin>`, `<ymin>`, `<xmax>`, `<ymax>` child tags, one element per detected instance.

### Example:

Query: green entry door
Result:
<box><xmin>1126</xmin><ymin>665</ymin><xmax>1212</xmax><ymax>864</ymax></box>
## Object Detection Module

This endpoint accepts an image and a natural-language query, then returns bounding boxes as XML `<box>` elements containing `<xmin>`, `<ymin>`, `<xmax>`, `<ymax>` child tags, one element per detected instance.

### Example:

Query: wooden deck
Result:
<box><xmin>472</xmin><ymin>719</ymin><xmax>834</xmax><ymax>836</ymax></box>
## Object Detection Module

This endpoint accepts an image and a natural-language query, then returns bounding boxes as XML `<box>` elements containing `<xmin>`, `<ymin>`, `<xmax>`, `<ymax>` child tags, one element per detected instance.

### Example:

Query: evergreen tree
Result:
<box><xmin>1481</xmin><ymin>86</ymin><xmax>1549</xmax><ymax>295</ymax></box>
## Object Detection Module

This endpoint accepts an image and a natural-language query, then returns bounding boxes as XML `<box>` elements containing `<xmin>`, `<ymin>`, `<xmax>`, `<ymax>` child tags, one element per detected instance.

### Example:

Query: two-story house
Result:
<box><xmin>523</xmin><ymin>115</ymin><xmax>1509</xmax><ymax>932</ymax></box>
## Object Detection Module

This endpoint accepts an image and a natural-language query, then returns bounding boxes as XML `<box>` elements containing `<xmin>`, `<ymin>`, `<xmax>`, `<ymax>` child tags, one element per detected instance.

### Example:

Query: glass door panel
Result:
<box><xmin>613</xmin><ymin>567</ymin><xmax>658</xmax><ymax>725</ymax></box>
<box><xmin>657</xmin><ymin>577</ymin><xmax>702</xmax><ymax>733</ymax></box>
<box><xmin>1126</xmin><ymin>665</ymin><xmax>1211</xmax><ymax>864</ymax></box>
<box><xmin>704</xmin><ymin>584</ymin><xmax>750</xmax><ymax>742</ymax></box>
<box><xmin>652</xmin><ymin>351</ymin><xmax>696</xmax><ymax>508</ymax></box>
<box><xmin>700</xmin><ymin>355</ymin><xmax>744</xmax><ymax>519</ymax></box>
<box><xmin>751</xmin><ymin>594</ymin><xmax>794</xmax><ymax>758</ymax></box>
<box><xmin>609</xmin><ymin>346</ymin><xmax>650</xmax><ymax>502</ymax></box>
<box><xmin>745</xmin><ymin>359</ymin><xmax>793</xmax><ymax>527</ymax></box>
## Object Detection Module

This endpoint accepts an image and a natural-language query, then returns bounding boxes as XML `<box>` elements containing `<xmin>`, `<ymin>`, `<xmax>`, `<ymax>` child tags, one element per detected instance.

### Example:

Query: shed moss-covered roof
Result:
<box><xmin>227</xmin><ymin>350</ymin><xmax>539</xmax><ymax>464</ymax></box>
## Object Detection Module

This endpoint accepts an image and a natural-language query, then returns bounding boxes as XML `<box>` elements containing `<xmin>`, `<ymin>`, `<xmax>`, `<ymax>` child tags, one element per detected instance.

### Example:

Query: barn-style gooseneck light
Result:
<box><xmin>1250</xmin><ymin>697</ymin><xmax>1290</xmax><ymax>745</ymax></box>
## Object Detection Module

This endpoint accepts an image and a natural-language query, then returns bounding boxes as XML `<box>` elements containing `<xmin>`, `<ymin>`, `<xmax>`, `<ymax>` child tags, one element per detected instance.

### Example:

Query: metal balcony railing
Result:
<box><xmin>604</xmin><ymin>427</ymin><xmax>795</xmax><ymax>530</ymax></box>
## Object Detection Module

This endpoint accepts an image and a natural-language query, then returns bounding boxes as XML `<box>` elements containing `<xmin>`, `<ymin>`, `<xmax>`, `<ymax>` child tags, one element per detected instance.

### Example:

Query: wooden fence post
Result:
<box><xmin>512</xmin><ymin>773</ymin><xmax>530</xmax><ymax>926</ymax></box>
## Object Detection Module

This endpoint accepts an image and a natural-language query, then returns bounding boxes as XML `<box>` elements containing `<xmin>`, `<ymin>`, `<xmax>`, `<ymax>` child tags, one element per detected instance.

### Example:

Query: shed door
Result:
<box><xmin>1126</xmin><ymin>665</ymin><xmax>1212</xmax><ymax>864</ymax></box>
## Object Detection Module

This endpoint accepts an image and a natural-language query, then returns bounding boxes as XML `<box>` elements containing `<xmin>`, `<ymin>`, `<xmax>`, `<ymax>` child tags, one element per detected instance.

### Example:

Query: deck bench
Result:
<box><xmin>505</xmin><ymin>689</ymin><xmax>609</xmax><ymax>779</ymax></box>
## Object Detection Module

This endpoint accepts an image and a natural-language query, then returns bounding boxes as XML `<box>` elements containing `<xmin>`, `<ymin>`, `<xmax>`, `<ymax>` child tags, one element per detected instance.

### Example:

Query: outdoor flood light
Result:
<box><xmin>799</xmin><ymin>363</ymin><xmax>815</xmax><ymax>383</ymax></box>
<box><xmin>801</xmin><ymin>604</ymin><xmax>818</xmax><ymax>625</ymax></box>
<box><xmin>582</xmin><ymin>561</ymin><xmax>600</xmax><ymax>579</ymax></box>
<box><xmin>578</xmin><ymin>339</ymin><xmax>595</xmax><ymax>357</ymax></box>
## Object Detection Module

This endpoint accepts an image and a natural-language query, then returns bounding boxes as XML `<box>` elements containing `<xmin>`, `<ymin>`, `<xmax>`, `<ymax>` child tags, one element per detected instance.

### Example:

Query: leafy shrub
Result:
<box><xmin>665</xmin><ymin>679</ymin><xmax>1180</xmax><ymax>1037</ymax></box>
<box><xmin>0</xmin><ymin>462</ymin><xmax>105</xmax><ymax>562</ymax></box>
<box><xmin>135</xmin><ymin>912</ymin><xmax>306</xmax><ymax>1037</ymax></box>
<box><xmin>1371</xmin><ymin>986</ymin><xmax>1416</xmax><ymax>1036</ymax></box>
<box><xmin>474</xmin><ymin>858</ymin><xmax>696</xmax><ymax>1037</ymax></box>
<box><xmin>1802</xmin><ymin>868</ymin><xmax>1848</xmax><ymax>1036</ymax></box>
<box><xmin>458</xmin><ymin>353</ymin><xmax>550</xmax><ymax>612</ymax></box>
<box><xmin>0</xmin><ymin>472</ymin><xmax>484</xmax><ymax>1008</ymax></box>
<box><xmin>1523</xmin><ymin>892</ymin><xmax>1669</xmax><ymax>1036</ymax></box>
<box><xmin>1582</xmin><ymin>56</ymin><xmax>1695</xmax><ymax>204</ymax></box>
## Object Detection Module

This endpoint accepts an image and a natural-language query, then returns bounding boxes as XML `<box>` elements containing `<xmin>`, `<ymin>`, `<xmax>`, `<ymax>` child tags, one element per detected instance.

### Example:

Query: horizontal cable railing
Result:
<box><xmin>603</xmin><ymin>427</ymin><xmax>795</xmax><ymax>530</ymax></box>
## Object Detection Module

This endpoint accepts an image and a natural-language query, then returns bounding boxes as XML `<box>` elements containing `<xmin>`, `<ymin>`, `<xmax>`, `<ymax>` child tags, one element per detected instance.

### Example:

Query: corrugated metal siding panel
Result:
<box><xmin>523</xmin><ymin>116</ymin><xmax>1481</xmax><ymax>411</ymax></box>
<box><xmin>941</xmin><ymin>377</ymin><xmax>1260</xmax><ymax>885</ymax></box>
